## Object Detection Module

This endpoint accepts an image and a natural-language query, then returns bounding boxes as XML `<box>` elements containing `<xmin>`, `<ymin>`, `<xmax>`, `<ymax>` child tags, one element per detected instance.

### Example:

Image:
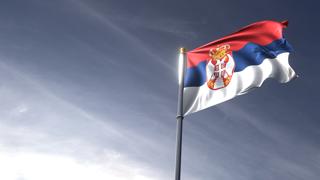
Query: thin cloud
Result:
<box><xmin>71</xmin><ymin>0</ymin><xmax>175</xmax><ymax>72</ymax></box>
<box><xmin>0</xmin><ymin>60</ymin><xmax>170</xmax><ymax>179</ymax></box>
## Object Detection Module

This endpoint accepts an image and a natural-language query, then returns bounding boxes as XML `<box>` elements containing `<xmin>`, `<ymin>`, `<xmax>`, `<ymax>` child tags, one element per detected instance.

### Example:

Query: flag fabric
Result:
<box><xmin>183</xmin><ymin>20</ymin><xmax>296</xmax><ymax>116</ymax></box>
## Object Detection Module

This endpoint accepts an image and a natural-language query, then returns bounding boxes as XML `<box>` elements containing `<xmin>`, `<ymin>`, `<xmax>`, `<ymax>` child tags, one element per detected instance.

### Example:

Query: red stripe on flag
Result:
<box><xmin>186</xmin><ymin>20</ymin><xmax>288</xmax><ymax>68</ymax></box>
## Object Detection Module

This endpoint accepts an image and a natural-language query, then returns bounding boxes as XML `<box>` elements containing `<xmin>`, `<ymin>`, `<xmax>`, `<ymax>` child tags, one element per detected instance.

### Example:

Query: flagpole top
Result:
<box><xmin>179</xmin><ymin>47</ymin><xmax>187</xmax><ymax>54</ymax></box>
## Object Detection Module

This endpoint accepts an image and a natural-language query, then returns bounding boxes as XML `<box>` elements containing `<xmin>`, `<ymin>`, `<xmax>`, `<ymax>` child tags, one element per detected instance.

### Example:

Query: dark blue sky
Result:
<box><xmin>0</xmin><ymin>0</ymin><xmax>319</xmax><ymax>179</ymax></box>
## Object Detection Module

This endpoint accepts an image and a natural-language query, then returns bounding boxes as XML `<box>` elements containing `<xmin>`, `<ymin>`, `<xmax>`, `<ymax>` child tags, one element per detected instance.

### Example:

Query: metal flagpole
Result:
<box><xmin>175</xmin><ymin>47</ymin><xmax>186</xmax><ymax>180</ymax></box>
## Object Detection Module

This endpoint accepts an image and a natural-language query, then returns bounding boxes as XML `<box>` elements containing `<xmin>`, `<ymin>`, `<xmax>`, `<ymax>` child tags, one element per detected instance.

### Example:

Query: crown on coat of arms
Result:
<box><xmin>209</xmin><ymin>44</ymin><xmax>230</xmax><ymax>60</ymax></box>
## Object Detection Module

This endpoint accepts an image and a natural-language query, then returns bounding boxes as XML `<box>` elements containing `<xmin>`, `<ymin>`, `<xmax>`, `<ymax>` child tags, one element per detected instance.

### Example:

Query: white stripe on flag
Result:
<box><xmin>183</xmin><ymin>52</ymin><xmax>295</xmax><ymax>116</ymax></box>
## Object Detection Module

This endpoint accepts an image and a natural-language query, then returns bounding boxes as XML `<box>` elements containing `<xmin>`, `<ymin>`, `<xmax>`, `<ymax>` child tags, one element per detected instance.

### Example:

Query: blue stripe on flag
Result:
<box><xmin>184</xmin><ymin>38</ymin><xmax>293</xmax><ymax>87</ymax></box>
<box><xmin>233</xmin><ymin>38</ymin><xmax>293</xmax><ymax>72</ymax></box>
<box><xmin>184</xmin><ymin>61</ymin><xmax>208</xmax><ymax>87</ymax></box>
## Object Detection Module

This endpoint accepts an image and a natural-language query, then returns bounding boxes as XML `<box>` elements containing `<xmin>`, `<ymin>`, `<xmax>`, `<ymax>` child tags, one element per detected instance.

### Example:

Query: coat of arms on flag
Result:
<box><xmin>182</xmin><ymin>20</ymin><xmax>296</xmax><ymax>116</ymax></box>
<box><xmin>206</xmin><ymin>44</ymin><xmax>235</xmax><ymax>90</ymax></box>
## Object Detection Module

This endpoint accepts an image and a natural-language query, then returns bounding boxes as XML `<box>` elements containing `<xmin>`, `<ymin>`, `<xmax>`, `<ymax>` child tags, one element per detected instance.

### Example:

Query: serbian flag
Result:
<box><xmin>183</xmin><ymin>20</ymin><xmax>296</xmax><ymax>116</ymax></box>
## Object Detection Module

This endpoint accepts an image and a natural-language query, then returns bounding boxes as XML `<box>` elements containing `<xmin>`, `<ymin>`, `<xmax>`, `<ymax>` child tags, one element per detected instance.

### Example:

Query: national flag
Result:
<box><xmin>183</xmin><ymin>20</ymin><xmax>296</xmax><ymax>116</ymax></box>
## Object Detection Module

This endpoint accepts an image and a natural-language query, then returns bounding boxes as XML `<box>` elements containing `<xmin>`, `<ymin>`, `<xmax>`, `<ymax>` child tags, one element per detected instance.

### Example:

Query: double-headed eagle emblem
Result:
<box><xmin>206</xmin><ymin>44</ymin><xmax>235</xmax><ymax>90</ymax></box>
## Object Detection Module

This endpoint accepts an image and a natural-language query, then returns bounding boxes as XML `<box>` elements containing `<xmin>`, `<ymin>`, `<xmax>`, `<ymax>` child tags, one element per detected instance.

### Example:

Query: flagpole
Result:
<box><xmin>175</xmin><ymin>47</ymin><xmax>186</xmax><ymax>180</ymax></box>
